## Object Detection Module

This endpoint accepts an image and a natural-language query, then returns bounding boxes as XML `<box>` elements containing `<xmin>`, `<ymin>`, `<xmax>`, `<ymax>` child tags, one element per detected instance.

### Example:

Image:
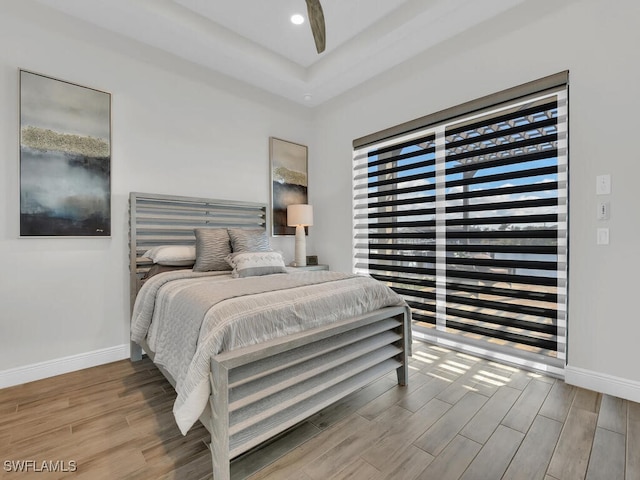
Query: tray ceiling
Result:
<box><xmin>35</xmin><ymin>0</ymin><xmax>528</xmax><ymax>106</ymax></box>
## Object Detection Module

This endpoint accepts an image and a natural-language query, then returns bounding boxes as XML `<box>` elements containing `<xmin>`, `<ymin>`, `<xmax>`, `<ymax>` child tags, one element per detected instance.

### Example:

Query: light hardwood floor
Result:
<box><xmin>1</xmin><ymin>342</ymin><xmax>639</xmax><ymax>479</ymax></box>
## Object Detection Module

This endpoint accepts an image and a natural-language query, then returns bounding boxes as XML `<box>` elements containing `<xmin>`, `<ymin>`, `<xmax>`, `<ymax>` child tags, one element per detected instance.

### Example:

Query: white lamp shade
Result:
<box><xmin>287</xmin><ymin>204</ymin><xmax>314</xmax><ymax>227</ymax></box>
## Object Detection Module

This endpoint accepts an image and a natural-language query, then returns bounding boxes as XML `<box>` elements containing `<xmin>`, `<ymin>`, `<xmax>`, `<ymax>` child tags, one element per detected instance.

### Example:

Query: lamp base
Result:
<box><xmin>294</xmin><ymin>225</ymin><xmax>307</xmax><ymax>267</ymax></box>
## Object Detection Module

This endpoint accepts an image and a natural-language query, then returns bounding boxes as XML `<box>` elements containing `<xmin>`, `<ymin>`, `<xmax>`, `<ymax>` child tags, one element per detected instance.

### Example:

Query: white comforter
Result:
<box><xmin>131</xmin><ymin>269</ymin><xmax>408</xmax><ymax>434</ymax></box>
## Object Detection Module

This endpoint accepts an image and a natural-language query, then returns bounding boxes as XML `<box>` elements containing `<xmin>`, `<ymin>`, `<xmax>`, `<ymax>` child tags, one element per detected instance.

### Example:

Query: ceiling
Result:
<box><xmin>35</xmin><ymin>0</ymin><xmax>526</xmax><ymax>107</ymax></box>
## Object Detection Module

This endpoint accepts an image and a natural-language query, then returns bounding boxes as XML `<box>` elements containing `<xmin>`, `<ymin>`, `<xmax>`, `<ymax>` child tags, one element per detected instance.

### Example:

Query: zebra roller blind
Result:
<box><xmin>353</xmin><ymin>73</ymin><xmax>568</xmax><ymax>372</ymax></box>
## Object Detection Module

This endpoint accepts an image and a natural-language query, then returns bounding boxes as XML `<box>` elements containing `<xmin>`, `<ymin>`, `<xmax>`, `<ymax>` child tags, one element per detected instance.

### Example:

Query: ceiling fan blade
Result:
<box><xmin>305</xmin><ymin>0</ymin><xmax>326</xmax><ymax>54</ymax></box>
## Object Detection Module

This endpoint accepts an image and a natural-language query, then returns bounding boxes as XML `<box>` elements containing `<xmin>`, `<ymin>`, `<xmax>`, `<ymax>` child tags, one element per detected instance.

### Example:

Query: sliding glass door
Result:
<box><xmin>353</xmin><ymin>75</ymin><xmax>568</xmax><ymax>374</ymax></box>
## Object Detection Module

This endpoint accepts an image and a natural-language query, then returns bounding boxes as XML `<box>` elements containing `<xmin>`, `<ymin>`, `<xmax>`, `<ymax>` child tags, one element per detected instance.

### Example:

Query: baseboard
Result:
<box><xmin>565</xmin><ymin>365</ymin><xmax>640</xmax><ymax>403</ymax></box>
<box><xmin>0</xmin><ymin>344</ymin><xmax>130</xmax><ymax>389</ymax></box>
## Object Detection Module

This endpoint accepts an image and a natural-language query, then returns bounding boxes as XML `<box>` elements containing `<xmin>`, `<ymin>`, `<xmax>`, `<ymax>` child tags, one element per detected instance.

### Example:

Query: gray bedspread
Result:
<box><xmin>131</xmin><ymin>269</ymin><xmax>408</xmax><ymax>434</ymax></box>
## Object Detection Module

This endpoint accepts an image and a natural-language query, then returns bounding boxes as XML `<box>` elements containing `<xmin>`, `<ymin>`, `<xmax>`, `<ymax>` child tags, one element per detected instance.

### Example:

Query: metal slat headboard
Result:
<box><xmin>129</xmin><ymin>192</ymin><xmax>267</xmax><ymax>313</ymax></box>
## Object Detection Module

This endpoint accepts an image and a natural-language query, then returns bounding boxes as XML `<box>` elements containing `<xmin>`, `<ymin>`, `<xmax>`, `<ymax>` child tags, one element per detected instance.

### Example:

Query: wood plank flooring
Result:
<box><xmin>1</xmin><ymin>342</ymin><xmax>639</xmax><ymax>479</ymax></box>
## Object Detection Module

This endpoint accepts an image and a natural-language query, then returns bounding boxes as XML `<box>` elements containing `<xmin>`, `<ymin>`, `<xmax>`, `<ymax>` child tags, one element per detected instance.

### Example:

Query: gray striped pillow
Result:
<box><xmin>228</xmin><ymin>228</ymin><xmax>270</xmax><ymax>253</ymax></box>
<box><xmin>193</xmin><ymin>228</ymin><xmax>232</xmax><ymax>272</ymax></box>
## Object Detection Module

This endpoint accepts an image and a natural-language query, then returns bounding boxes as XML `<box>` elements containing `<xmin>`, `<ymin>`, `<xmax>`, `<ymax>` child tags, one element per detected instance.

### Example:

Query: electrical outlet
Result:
<box><xmin>597</xmin><ymin>201</ymin><xmax>610</xmax><ymax>220</ymax></box>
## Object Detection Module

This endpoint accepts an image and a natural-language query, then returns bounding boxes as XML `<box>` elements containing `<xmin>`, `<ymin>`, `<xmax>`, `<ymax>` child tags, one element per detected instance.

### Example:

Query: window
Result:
<box><xmin>353</xmin><ymin>72</ymin><xmax>568</xmax><ymax>374</ymax></box>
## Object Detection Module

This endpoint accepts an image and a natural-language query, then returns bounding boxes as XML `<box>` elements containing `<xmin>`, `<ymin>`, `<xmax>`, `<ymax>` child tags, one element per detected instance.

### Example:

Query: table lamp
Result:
<box><xmin>287</xmin><ymin>204</ymin><xmax>313</xmax><ymax>266</ymax></box>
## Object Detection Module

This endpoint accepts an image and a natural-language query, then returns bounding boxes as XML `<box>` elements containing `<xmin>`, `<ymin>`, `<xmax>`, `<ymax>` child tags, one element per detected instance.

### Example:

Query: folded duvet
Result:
<box><xmin>131</xmin><ymin>269</ymin><xmax>408</xmax><ymax>434</ymax></box>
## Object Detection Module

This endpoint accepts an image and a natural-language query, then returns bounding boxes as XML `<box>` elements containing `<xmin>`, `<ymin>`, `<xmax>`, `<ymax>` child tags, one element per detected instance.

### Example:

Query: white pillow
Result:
<box><xmin>143</xmin><ymin>245</ymin><xmax>196</xmax><ymax>266</ymax></box>
<box><xmin>226</xmin><ymin>251</ymin><xmax>287</xmax><ymax>278</ymax></box>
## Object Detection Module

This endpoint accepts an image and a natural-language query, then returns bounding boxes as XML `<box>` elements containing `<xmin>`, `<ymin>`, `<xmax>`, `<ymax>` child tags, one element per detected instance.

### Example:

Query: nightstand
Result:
<box><xmin>290</xmin><ymin>264</ymin><xmax>329</xmax><ymax>271</ymax></box>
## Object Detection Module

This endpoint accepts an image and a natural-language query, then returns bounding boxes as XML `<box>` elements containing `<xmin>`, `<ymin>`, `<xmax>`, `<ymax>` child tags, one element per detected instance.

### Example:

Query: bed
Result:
<box><xmin>128</xmin><ymin>192</ymin><xmax>411</xmax><ymax>480</ymax></box>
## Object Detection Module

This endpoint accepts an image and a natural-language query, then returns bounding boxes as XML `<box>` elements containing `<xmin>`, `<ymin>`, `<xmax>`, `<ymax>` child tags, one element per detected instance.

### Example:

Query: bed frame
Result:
<box><xmin>129</xmin><ymin>192</ymin><xmax>410</xmax><ymax>480</ymax></box>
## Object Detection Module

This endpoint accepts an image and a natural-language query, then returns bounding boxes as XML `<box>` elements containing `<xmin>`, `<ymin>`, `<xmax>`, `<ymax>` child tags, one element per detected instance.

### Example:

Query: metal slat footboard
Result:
<box><xmin>208</xmin><ymin>306</ymin><xmax>409</xmax><ymax>480</ymax></box>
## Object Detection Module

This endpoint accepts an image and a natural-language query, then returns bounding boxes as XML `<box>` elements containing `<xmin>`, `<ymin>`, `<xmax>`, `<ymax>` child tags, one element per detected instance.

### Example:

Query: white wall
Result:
<box><xmin>3</xmin><ymin>0</ymin><xmax>640</xmax><ymax>402</ymax></box>
<box><xmin>0</xmin><ymin>2</ymin><xmax>314</xmax><ymax>381</ymax></box>
<box><xmin>312</xmin><ymin>0</ymin><xmax>640</xmax><ymax>398</ymax></box>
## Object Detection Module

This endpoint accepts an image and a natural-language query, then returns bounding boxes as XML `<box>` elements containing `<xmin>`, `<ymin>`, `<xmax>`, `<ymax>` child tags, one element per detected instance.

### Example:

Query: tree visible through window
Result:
<box><xmin>353</xmin><ymin>74</ymin><xmax>568</xmax><ymax>373</ymax></box>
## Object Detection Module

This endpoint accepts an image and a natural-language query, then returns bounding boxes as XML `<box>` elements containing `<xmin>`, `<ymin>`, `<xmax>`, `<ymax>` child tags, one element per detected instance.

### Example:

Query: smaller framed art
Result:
<box><xmin>19</xmin><ymin>70</ymin><xmax>111</xmax><ymax>237</ymax></box>
<box><xmin>270</xmin><ymin>137</ymin><xmax>308</xmax><ymax>236</ymax></box>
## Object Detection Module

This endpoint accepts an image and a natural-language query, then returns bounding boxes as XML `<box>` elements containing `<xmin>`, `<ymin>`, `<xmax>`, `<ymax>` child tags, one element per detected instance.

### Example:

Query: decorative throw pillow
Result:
<box><xmin>193</xmin><ymin>228</ymin><xmax>232</xmax><ymax>272</ymax></box>
<box><xmin>143</xmin><ymin>245</ymin><xmax>196</xmax><ymax>266</ymax></box>
<box><xmin>228</xmin><ymin>228</ymin><xmax>270</xmax><ymax>253</ymax></box>
<box><xmin>226</xmin><ymin>251</ymin><xmax>287</xmax><ymax>278</ymax></box>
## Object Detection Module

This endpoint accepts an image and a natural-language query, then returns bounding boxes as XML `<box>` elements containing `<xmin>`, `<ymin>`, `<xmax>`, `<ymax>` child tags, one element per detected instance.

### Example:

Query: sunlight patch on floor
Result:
<box><xmin>445</xmin><ymin>360</ymin><xmax>473</xmax><ymax>371</ymax></box>
<box><xmin>439</xmin><ymin>363</ymin><xmax>467</xmax><ymax>375</ymax></box>
<box><xmin>455</xmin><ymin>352</ymin><xmax>481</xmax><ymax>362</ymax></box>
<box><xmin>477</xmin><ymin>369</ymin><xmax>510</xmax><ymax>383</ymax></box>
<box><xmin>427</xmin><ymin>372</ymin><xmax>455</xmax><ymax>383</ymax></box>
<box><xmin>472</xmin><ymin>373</ymin><xmax>506</xmax><ymax>387</ymax></box>
<box><xmin>488</xmin><ymin>361</ymin><xmax>520</xmax><ymax>373</ymax></box>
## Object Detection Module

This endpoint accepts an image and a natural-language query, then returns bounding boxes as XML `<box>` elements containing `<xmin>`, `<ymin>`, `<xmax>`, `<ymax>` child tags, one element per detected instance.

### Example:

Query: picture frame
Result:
<box><xmin>270</xmin><ymin>137</ymin><xmax>308</xmax><ymax>236</ymax></box>
<box><xmin>306</xmin><ymin>255</ymin><xmax>319</xmax><ymax>266</ymax></box>
<box><xmin>19</xmin><ymin>70</ymin><xmax>111</xmax><ymax>237</ymax></box>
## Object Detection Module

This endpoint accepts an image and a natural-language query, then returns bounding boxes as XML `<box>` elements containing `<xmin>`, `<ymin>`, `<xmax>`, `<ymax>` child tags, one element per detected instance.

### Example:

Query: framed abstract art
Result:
<box><xmin>269</xmin><ymin>137</ymin><xmax>308</xmax><ymax>236</ymax></box>
<box><xmin>19</xmin><ymin>70</ymin><xmax>111</xmax><ymax>237</ymax></box>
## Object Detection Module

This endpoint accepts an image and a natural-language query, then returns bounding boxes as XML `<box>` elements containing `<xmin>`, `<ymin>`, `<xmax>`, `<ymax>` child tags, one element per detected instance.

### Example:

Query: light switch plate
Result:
<box><xmin>597</xmin><ymin>227</ymin><xmax>609</xmax><ymax>245</ymax></box>
<box><xmin>596</xmin><ymin>174</ymin><xmax>611</xmax><ymax>195</ymax></box>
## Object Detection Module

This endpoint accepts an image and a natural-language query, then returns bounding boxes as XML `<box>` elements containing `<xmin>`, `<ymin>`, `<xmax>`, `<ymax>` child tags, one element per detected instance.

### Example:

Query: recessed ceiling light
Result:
<box><xmin>291</xmin><ymin>14</ymin><xmax>305</xmax><ymax>25</ymax></box>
